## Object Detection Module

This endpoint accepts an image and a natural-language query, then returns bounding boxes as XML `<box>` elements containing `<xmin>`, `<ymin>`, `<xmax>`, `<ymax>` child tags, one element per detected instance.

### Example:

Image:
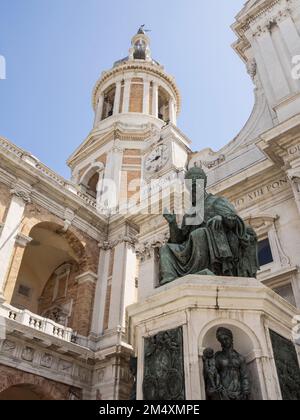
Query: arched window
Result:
<box><xmin>158</xmin><ymin>87</ymin><xmax>170</xmax><ymax>123</ymax></box>
<box><xmin>133</xmin><ymin>40</ymin><xmax>146</xmax><ymax>60</ymax></box>
<box><xmin>79</xmin><ymin>164</ymin><xmax>104</xmax><ymax>199</ymax></box>
<box><xmin>102</xmin><ymin>85</ymin><xmax>116</xmax><ymax>120</ymax></box>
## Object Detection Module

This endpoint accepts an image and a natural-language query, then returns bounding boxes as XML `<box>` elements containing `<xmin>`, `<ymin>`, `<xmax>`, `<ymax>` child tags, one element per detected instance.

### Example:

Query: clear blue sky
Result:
<box><xmin>0</xmin><ymin>0</ymin><xmax>253</xmax><ymax>178</ymax></box>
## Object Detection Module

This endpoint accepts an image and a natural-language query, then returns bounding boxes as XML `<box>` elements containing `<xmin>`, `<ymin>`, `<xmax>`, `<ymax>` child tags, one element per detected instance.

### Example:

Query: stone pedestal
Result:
<box><xmin>127</xmin><ymin>275</ymin><xmax>300</xmax><ymax>401</ymax></box>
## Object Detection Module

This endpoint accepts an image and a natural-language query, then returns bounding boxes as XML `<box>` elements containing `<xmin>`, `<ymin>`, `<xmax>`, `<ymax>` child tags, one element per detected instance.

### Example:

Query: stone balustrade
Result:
<box><xmin>1</xmin><ymin>303</ymin><xmax>73</xmax><ymax>342</ymax></box>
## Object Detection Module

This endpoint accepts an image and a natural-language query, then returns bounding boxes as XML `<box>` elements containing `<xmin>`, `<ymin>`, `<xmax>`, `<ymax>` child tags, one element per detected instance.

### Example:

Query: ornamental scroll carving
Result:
<box><xmin>136</xmin><ymin>233</ymin><xmax>169</xmax><ymax>262</ymax></box>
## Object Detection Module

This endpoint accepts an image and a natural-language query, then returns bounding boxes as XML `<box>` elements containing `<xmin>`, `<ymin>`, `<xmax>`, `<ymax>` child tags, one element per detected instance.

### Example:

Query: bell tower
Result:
<box><xmin>67</xmin><ymin>27</ymin><xmax>190</xmax><ymax>213</ymax></box>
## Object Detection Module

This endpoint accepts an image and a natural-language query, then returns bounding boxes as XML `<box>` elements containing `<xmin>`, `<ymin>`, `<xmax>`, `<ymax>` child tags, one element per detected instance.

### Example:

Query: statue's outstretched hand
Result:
<box><xmin>163</xmin><ymin>208</ymin><xmax>177</xmax><ymax>225</ymax></box>
<box><xmin>207</xmin><ymin>215</ymin><xmax>223</xmax><ymax>231</ymax></box>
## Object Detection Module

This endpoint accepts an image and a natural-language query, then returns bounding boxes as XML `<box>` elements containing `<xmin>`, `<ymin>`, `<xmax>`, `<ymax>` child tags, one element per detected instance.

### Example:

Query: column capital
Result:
<box><xmin>15</xmin><ymin>233</ymin><xmax>33</xmax><ymax>248</ymax></box>
<box><xmin>99</xmin><ymin>234</ymin><xmax>137</xmax><ymax>251</ymax></box>
<box><xmin>10</xmin><ymin>185</ymin><xmax>32</xmax><ymax>204</ymax></box>
<box><xmin>136</xmin><ymin>233</ymin><xmax>168</xmax><ymax>262</ymax></box>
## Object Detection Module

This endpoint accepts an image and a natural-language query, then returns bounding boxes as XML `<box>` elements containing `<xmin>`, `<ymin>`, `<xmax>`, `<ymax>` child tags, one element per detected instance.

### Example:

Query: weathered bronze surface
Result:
<box><xmin>160</xmin><ymin>167</ymin><xmax>259</xmax><ymax>285</ymax></box>
<box><xmin>143</xmin><ymin>327</ymin><xmax>185</xmax><ymax>400</ymax></box>
<box><xmin>129</xmin><ymin>356</ymin><xmax>137</xmax><ymax>401</ymax></box>
<box><xmin>270</xmin><ymin>330</ymin><xmax>300</xmax><ymax>400</ymax></box>
<box><xmin>203</xmin><ymin>327</ymin><xmax>251</xmax><ymax>400</ymax></box>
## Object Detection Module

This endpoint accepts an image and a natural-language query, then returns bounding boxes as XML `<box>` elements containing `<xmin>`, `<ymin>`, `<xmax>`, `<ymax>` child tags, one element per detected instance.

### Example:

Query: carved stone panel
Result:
<box><xmin>143</xmin><ymin>327</ymin><xmax>185</xmax><ymax>400</ymax></box>
<box><xmin>270</xmin><ymin>330</ymin><xmax>300</xmax><ymax>400</ymax></box>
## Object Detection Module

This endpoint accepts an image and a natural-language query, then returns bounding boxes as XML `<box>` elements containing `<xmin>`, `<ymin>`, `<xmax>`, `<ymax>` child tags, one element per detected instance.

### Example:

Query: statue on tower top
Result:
<box><xmin>137</xmin><ymin>24</ymin><xmax>151</xmax><ymax>35</ymax></box>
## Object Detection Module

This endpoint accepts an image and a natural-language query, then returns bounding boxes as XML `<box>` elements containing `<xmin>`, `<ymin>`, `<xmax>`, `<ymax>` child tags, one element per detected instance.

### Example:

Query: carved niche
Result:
<box><xmin>143</xmin><ymin>327</ymin><xmax>185</xmax><ymax>400</ymax></box>
<box><xmin>270</xmin><ymin>330</ymin><xmax>300</xmax><ymax>400</ymax></box>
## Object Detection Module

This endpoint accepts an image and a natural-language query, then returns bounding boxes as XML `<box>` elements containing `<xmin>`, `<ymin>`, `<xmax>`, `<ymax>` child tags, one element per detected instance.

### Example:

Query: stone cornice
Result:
<box><xmin>92</xmin><ymin>61</ymin><xmax>181</xmax><ymax>114</ymax></box>
<box><xmin>232</xmin><ymin>0</ymin><xmax>288</xmax><ymax>61</ymax></box>
<box><xmin>136</xmin><ymin>233</ymin><xmax>169</xmax><ymax>262</ymax></box>
<box><xmin>0</xmin><ymin>136</ymin><xmax>103</xmax><ymax>219</ymax></box>
<box><xmin>10</xmin><ymin>183</ymin><xmax>32</xmax><ymax>204</ymax></box>
<box><xmin>0</xmin><ymin>140</ymin><xmax>108</xmax><ymax>240</ymax></box>
<box><xmin>67</xmin><ymin>122</ymin><xmax>154</xmax><ymax>169</ymax></box>
<box><xmin>15</xmin><ymin>233</ymin><xmax>33</xmax><ymax>248</ymax></box>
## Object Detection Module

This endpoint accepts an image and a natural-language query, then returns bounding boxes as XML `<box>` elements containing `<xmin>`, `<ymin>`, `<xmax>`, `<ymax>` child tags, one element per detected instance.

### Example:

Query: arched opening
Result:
<box><xmin>101</xmin><ymin>84</ymin><xmax>116</xmax><ymax>120</ymax></box>
<box><xmin>158</xmin><ymin>87</ymin><xmax>170</xmax><ymax>123</ymax></box>
<box><xmin>0</xmin><ymin>384</ymin><xmax>51</xmax><ymax>400</ymax></box>
<box><xmin>133</xmin><ymin>39</ymin><xmax>146</xmax><ymax>60</ymax></box>
<box><xmin>79</xmin><ymin>165</ymin><xmax>104</xmax><ymax>199</ymax></box>
<box><xmin>199</xmin><ymin>321</ymin><xmax>263</xmax><ymax>401</ymax></box>
<box><xmin>86</xmin><ymin>172</ymin><xmax>100</xmax><ymax>198</ymax></box>
<box><xmin>10</xmin><ymin>222</ymin><xmax>85</xmax><ymax>330</ymax></box>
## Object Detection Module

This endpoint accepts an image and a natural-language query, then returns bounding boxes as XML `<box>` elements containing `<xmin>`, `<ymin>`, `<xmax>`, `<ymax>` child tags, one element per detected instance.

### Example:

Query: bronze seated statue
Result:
<box><xmin>160</xmin><ymin>167</ymin><xmax>259</xmax><ymax>285</ymax></box>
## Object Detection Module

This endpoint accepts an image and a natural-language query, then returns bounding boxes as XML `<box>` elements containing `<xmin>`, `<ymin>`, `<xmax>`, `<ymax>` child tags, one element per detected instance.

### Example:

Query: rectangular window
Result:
<box><xmin>56</xmin><ymin>275</ymin><xmax>68</xmax><ymax>299</ymax></box>
<box><xmin>258</xmin><ymin>238</ymin><xmax>273</xmax><ymax>266</ymax></box>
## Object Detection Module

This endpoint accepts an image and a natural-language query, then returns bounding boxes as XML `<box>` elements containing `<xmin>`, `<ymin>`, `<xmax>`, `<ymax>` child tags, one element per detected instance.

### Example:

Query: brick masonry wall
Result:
<box><xmin>129</xmin><ymin>83</ymin><xmax>143</xmax><ymax>113</ymax></box>
<box><xmin>5</xmin><ymin>202</ymin><xmax>101</xmax><ymax>336</ymax></box>
<box><xmin>0</xmin><ymin>182</ymin><xmax>11</xmax><ymax>224</ymax></box>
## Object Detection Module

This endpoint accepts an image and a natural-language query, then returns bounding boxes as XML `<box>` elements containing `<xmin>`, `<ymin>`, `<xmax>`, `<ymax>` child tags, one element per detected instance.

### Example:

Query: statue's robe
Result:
<box><xmin>160</xmin><ymin>194</ymin><xmax>259</xmax><ymax>285</ymax></box>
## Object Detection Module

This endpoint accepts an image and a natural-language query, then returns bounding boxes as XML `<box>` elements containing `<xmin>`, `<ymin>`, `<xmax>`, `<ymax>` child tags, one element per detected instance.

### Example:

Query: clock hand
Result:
<box><xmin>150</xmin><ymin>155</ymin><xmax>160</xmax><ymax>163</ymax></box>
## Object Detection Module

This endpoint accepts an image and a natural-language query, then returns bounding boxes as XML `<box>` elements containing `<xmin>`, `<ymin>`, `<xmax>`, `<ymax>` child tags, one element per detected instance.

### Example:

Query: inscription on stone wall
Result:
<box><xmin>234</xmin><ymin>178</ymin><xmax>288</xmax><ymax>209</ymax></box>
<box><xmin>143</xmin><ymin>327</ymin><xmax>185</xmax><ymax>401</ymax></box>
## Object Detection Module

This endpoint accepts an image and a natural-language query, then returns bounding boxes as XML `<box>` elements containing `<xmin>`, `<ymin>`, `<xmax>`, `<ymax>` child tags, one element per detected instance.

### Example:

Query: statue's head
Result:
<box><xmin>185</xmin><ymin>167</ymin><xmax>208</xmax><ymax>193</ymax></box>
<box><xmin>203</xmin><ymin>348</ymin><xmax>214</xmax><ymax>360</ymax></box>
<box><xmin>216</xmin><ymin>327</ymin><xmax>233</xmax><ymax>350</ymax></box>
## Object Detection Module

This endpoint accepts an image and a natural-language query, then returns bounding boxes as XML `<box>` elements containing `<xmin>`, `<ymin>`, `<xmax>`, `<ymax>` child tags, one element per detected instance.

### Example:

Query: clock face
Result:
<box><xmin>145</xmin><ymin>145</ymin><xmax>169</xmax><ymax>174</ymax></box>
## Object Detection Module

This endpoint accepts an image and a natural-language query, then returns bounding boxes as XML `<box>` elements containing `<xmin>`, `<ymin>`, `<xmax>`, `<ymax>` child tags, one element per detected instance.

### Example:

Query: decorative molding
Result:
<box><xmin>0</xmin><ymin>336</ymin><xmax>94</xmax><ymax>389</ymax></box>
<box><xmin>0</xmin><ymin>136</ymin><xmax>106</xmax><ymax>220</ymax></box>
<box><xmin>136</xmin><ymin>233</ymin><xmax>169</xmax><ymax>262</ymax></box>
<box><xmin>99</xmin><ymin>233</ymin><xmax>138</xmax><ymax>251</ymax></box>
<box><xmin>246</xmin><ymin>58</ymin><xmax>257</xmax><ymax>81</ymax></box>
<box><xmin>0</xmin><ymin>166</ymin><xmax>106</xmax><ymax>241</ymax></box>
<box><xmin>75</xmin><ymin>271</ymin><xmax>98</xmax><ymax>285</ymax></box>
<box><xmin>15</xmin><ymin>233</ymin><xmax>33</xmax><ymax>248</ymax></box>
<box><xmin>10</xmin><ymin>186</ymin><xmax>32</xmax><ymax>204</ymax></box>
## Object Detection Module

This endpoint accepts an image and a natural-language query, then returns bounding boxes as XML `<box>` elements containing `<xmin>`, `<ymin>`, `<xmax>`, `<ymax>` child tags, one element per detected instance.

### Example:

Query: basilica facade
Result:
<box><xmin>0</xmin><ymin>0</ymin><xmax>300</xmax><ymax>400</ymax></box>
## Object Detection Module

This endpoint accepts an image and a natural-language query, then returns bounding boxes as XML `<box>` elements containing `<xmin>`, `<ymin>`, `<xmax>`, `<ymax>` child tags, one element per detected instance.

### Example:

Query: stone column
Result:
<box><xmin>254</xmin><ymin>28</ymin><xmax>290</xmax><ymax>102</ymax></box>
<box><xmin>113</xmin><ymin>81</ymin><xmax>122</xmax><ymax>116</ymax></box>
<box><xmin>287</xmin><ymin>169</ymin><xmax>300</xmax><ymax>215</ymax></box>
<box><xmin>99</xmin><ymin>146</ymin><xmax>124</xmax><ymax>213</ymax></box>
<box><xmin>152</xmin><ymin>82</ymin><xmax>159</xmax><ymax>118</ymax></box>
<box><xmin>0</xmin><ymin>186</ymin><xmax>31</xmax><ymax>302</ymax></box>
<box><xmin>4</xmin><ymin>233</ymin><xmax>32</xmax><ymax>303</ymax></box>
<box><xmin>143</xmin><ymin>80</ymin><xmax>150</xmax><ymax>114</ymax></box>
<box><xmin>94</xmin><ymin>93</ymin><xmax>104</xmax><ymax>127</ymax></box>
<box><xmin>90</xmin><ymin>244</ymin><xmax>111</xmax><ymax>336</ymax></box>
<box><xmin>277</xmin><ymin>15</ymin><xmax>300</xmax><ymax>59</ymax></box>
<box><xmin>169</xmin><ymin>97</ymin><xmax>176</xmax><ymax>125</ymax></box>
<box><xmin>108</xmin><ymin>237</ymin><xmax>137</xmax><ymax>331</ymax></box>
<box><xmin>122</xmin><ymin>79</ymin><xmax>131</xmax><ymax>113</ymax></box>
